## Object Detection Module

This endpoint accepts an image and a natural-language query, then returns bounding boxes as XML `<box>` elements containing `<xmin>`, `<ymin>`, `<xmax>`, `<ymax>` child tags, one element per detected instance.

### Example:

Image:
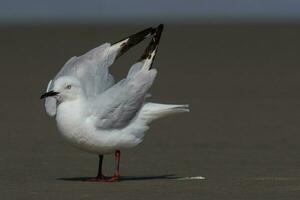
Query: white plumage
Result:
<box><xmin>41</xmin><ymin>25</ymin><xmax>189</xmax><ymax>181</ymax></box>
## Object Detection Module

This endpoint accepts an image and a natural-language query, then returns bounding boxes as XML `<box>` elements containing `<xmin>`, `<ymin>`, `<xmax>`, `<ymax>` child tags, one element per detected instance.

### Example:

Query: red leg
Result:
<box><xmin>115</xmin><ymin>150</ymin><xmax>121</xmax><ymax>177</ymax></box>
<box><xmin>106</xmin><ymin>150</ymin><xmax>121</xmax><ymax>182</ymax></box>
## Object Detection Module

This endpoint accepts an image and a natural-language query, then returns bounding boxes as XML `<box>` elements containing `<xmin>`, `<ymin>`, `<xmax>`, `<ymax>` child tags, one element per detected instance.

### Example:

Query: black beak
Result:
<box><xmin>40</xmin><ymin>90</ymin><xmax>59</xmax><ymax>99</ymax></box>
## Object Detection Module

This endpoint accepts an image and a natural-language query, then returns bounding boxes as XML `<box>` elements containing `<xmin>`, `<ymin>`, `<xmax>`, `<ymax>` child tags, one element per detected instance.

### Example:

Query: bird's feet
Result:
<box><xmin>84</xmin><ymin>174</ymin><xmax>120</xmax><ymax>182</ymax></box>
<box><xmin>84</xmin><ymin>174</ymin><xmax>108</xmax><ymax>182</ymax></box>
<box><xmin>105</xmin><ymin>174</ymin><xmax>120</xmax><ymax>182</ymax></box>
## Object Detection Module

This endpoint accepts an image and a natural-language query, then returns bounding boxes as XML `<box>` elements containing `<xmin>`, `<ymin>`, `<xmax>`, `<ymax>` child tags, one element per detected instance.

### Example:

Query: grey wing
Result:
<box><xmin>43</xmin><ymin>27</ymin><xmax>156</xmax><ymax>117</ymax></box>
<box><xmin>91</xmin><ymin>66</ymin><xmax>157</xmax><ymax>129</ymax></box>
<box><xmin>92</xmin><ymin>25</ymin><xmax>164</xmax><ymax>129</ymax></box>
<box><xmin>45</xmin><ymin>44</ymin><xmax>113</xmax><ymax>116</ymax></box>
<box><xmin>54</xmin><ymin>27</ymin><xmax>156</xmax><ymax>97</ymax></box>
<box><xmin>54</xmin><ymin>43</ymin><xmax>115</xmax><ymax>98</ymax></box>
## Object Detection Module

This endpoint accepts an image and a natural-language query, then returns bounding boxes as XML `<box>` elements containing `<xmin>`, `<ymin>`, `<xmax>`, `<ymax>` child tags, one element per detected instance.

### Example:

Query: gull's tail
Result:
<box><xmin>139</xmin><ymin>102</ymin><xmax>190</xmax><ymax>124</ymax></box>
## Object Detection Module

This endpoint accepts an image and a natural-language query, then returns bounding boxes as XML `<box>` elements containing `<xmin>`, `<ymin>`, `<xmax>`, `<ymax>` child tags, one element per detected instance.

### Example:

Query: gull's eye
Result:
<box><xmin>65</xmin><ymin>85</ymin><xmax>72</xmax><ymax>89</ymax></box>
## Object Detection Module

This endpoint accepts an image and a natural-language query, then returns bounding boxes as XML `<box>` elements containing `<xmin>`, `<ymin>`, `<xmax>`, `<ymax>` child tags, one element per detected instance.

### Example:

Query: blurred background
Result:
<box><xmin>2</xmin><ymin>1</ymin><xmax>300</xmax><ymax>200</ymax></box>
<box><xmin>0</xmin><ymin>0</ymin><xmax>300</xmax><ymax>25</ymax></box>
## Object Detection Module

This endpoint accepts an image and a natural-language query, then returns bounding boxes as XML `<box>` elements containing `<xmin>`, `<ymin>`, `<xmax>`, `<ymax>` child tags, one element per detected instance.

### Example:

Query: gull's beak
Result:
<box><xmin>40</xmin><ymin>90</ymin><xmax>59</xmax><ymax>99</ymax></box>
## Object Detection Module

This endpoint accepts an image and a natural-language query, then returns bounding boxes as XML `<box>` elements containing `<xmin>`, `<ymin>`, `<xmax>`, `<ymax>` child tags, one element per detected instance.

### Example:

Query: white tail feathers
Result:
<box><xmin>139</xmin><ymin>102</ymin><xmax>189</xmax><ymax>124</ymax></box>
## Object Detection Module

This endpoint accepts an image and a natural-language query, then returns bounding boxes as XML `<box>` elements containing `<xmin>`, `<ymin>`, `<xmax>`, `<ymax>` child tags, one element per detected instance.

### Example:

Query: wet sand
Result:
<box><xmin>1</xmin><ymin>25</ymin><xmax>300</xmax><ymax>199</ymax></box>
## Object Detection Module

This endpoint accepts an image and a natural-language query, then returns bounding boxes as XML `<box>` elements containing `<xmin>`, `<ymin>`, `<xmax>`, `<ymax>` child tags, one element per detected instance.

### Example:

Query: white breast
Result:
<box><xmin>55</xmin><ymin>99</ymin><xmax>149</xmax><ymax>155</ymax></box>
<box><xmin>56</xmin><ymin>100</ymin><xmax>91</xmax><ymax>148</ymax></box>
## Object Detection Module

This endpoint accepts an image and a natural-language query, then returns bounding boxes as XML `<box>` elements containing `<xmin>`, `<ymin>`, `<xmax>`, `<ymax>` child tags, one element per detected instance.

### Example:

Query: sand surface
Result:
<box><xmin>1</xmin><ymin>25</ymin><xmax>300</xmax><ymax>199</ymax></box>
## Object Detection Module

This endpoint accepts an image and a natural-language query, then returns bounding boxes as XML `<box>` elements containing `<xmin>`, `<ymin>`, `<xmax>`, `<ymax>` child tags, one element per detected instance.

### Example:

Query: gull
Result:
<box><xmin>40</xmin><ymin>24</ymin><xmax>189</xmax><ymax>182</ymax></box>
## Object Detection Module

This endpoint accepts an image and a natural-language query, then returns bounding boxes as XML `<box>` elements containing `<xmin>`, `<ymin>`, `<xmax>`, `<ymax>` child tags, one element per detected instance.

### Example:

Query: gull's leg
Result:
<box><xmin>107</xmin><ymin>150</ymin><xmax>121</xmax><ymax>182</ymax></box>
<box><xmin>85</xmin><ymin>155</ymin><xmax>107</xmax><ymax>182</ymax></box>
<box><xmin>114</xmin><ymin>150</ymin><xmax>121</xmax><ymax>178</ymax></box>
<box><xmin>96</xmin><ymin>155</ymin><xmax>106</xmax><ymax>179</ymax></box>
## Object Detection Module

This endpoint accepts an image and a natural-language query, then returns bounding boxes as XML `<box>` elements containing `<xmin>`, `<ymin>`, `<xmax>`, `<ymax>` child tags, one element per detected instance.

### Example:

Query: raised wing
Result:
<box><xmin>44</xmin><ymin>27</ymin><xmax>156</xmax><ymax>116</ymax></box>
<box><xmin>53</xmin><ymin>26</ymin><xmax>156</xmax><ymax>97</ymax></box>
<box><xmin>91</xmin><ymin>24</ymin><xmax>164</xmax><ymax>129</ymax></box>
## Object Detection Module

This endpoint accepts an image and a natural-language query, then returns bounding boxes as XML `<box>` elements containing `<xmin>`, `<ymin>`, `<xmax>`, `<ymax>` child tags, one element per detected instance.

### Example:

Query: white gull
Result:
<box><xmin>41</xmin><ymin>24</ymin><xmax>189</xmax><ymax>182</ymax></box>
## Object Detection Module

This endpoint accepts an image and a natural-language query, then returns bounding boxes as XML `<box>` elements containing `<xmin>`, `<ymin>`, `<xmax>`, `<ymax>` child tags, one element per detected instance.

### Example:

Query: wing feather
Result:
<box><xmin>90</xmin><ymin>67</ymin><xmax>157</xmax><ymax>129</ymax></box>
<box><xmin>43</xmin><ymin>26</ymin><xmax>156</xmax><ymax>116</ymax></box>
<box><xmin>91</xmin><ymin>24</ymin><xmax>164</xmax><ymax>129</ymax></box>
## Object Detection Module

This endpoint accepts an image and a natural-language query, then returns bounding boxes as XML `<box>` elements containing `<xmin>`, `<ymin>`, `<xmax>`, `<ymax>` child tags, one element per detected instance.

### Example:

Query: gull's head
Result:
<box><xmin>40</xmin><ymin>76</ymin><xmax>83</xmax><ymax>102</ymax></box>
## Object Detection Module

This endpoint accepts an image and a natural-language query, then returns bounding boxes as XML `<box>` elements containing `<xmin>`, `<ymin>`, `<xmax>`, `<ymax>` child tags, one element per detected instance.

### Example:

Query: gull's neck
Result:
<box><xmin>57</xmin><ymin>95</ymin><xmax>88</xmax><ymax>118</ymax></box>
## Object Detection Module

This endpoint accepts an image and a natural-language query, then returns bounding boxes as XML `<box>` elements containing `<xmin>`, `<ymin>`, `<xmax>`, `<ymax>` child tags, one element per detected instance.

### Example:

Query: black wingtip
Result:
<box><xmin>139</xmin><ymin>24</ymin><xmax>164</xmax><ymax>64</ymax></box>
<box><xmin>114</xmin><ymin>27</ymin><xmax>156</xmax><ymax>58</ymax></box>
<box><xmin>157</xmin><ymin>24</ymin><xmax>164</xmax><ymax>32</ymax></box>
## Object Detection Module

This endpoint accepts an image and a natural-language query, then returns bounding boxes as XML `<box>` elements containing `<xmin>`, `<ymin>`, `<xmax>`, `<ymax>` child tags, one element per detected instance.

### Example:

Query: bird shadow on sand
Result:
<box><xmin>57</xmin><ymin>174</ymin><xmax>180</xmax><ymax>182</ymax></box>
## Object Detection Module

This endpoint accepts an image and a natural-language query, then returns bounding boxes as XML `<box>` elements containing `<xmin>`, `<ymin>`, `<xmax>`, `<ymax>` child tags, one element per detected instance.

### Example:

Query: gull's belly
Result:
<box><xmin>56</xmin><ymin>111</ymin><xmax>113</xmax><ymax>154</ymax></box>
<box><xmin>55</xmin><ymin>101</ymin><xmax>104</xmax><ymax>154</ymax></box>
<box><xmin>56</xmin><ymin>104</ymin><xmax>93</xmax><ymax>150</ymax></box>
<box><xmin>55</xmin><ymin>101</ymin><xmax>144</xmax><ymax>154</ymax></box>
